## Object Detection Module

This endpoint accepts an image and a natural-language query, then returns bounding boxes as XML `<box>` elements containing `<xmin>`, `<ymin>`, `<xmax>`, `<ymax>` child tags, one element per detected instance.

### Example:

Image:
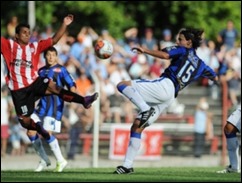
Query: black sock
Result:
<box><xmin>59</xmin><ymin>88</ymin><xmax>85</xmax><ymax>104</ymax></box>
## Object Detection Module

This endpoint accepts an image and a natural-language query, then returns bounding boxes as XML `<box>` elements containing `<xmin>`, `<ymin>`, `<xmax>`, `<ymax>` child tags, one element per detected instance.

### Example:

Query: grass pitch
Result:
<box><xmin>1</xmin><ymin>167</ymin><xmax>241</xmax><ymax>182</ymax></box>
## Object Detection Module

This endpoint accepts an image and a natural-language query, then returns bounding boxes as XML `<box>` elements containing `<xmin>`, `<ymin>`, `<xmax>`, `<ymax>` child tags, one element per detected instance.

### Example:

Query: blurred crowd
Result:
<box><xmin>1</xmin><ymin>16</ymin><xmax>241</xmax><ymax>157</ymax></box>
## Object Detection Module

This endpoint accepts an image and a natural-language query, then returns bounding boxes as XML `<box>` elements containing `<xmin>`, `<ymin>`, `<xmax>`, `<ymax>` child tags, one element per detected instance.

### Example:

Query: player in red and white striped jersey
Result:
<box><xmin>1</xmin><ymin>14</ymin><xmax>98</xmax><ymax>141</ymax></box>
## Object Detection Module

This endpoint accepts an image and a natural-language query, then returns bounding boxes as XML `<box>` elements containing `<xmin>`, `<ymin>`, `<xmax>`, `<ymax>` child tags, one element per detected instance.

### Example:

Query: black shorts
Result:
<box><xmin>10</xmin><ymin>77</ymin><xmax>50</xmax><ymax>116</ymax></box>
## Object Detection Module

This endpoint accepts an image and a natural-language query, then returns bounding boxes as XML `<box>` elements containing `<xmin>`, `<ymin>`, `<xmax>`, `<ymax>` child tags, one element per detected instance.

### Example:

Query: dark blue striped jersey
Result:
<box><xmin>35</xmin><ymin>64</ymin><xmax>76</xmax><ymax>120</ymax></box>
<box><xmin>161</xmin><ymin>46</ymin><xmax>216</xmax><ymax>97</ymax></box>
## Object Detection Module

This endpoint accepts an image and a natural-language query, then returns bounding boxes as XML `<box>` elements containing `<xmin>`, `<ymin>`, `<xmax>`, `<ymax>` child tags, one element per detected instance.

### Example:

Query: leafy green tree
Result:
<box><xmin>168</xmin><ymin>1</ymin><xmax>241</xmax><ymax>41</ymax></box>
<box><xmin>1</xmin><ymin>1</ymin><xmax>240</xmax><ymax>42</ymax></box>
<box><xmin>33</xmin><ymin>1</ymin><xmax>135</xmax><ymax>39</ymax></box>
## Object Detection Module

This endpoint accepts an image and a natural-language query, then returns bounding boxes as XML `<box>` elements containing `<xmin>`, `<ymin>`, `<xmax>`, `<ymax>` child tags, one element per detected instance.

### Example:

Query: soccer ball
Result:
<box><xmin>94</xmin><ymin>39</ymin><xmax>113</xmax><ymax>59</ymax></box>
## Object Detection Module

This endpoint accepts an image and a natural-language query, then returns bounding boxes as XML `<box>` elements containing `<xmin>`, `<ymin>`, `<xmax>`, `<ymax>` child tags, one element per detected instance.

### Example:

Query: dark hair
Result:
<box><xmin>43</xmin><ymin>46</ymin><xmax>58</xmax><ymax>59</ymax></box>
<box><xmin>180</xmin><ymin>28</ymin><xmax>204</xmax><ymax>49</ymax></box>
<box><xmin>15</xmin><ymin>23</ymin><xmax>30</xmax><ymax>34</ymax></box>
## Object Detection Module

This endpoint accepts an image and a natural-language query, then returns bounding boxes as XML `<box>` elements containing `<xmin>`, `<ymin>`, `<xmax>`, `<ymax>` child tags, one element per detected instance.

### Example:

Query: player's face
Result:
<box><xmin>45</xmin><ymin>51</ymin><xmax>58</xmax><ymax>66</ymax></box>
<box><xmin>16</xmin><ymin>27</ymin><xmax>31</xmax><ymax>45</ymax></box>
<box><xmin>176</xmin><ymin>34</ymin><xmax>191</xmax><ymax>48</ymax></box>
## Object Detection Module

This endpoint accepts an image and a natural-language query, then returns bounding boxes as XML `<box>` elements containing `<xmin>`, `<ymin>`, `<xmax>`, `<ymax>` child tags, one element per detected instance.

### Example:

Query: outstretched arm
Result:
<box><xmin>131</xmin><ymin>46</ymin><xmax>170</xmax><ymax>60</ymax></box>
<box><xmin>52</xmin><ymin>14</ymin><xmax>74</xmax><ymax>45</ymax></box>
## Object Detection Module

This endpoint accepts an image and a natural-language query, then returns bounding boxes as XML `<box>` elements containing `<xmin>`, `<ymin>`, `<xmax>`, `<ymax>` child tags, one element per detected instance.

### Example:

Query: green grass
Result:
<box><xmin>1</xmin><ymin>167</ymin><xmax>241</xmax><ymax>182</ymax></box>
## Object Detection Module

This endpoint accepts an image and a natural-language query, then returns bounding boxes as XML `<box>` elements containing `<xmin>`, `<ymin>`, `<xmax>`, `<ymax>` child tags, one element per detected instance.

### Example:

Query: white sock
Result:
<box><xmin>121</xmin><ymin>86</ymin><xmax>150</xmax><ymax>112</ymax></box>
<box><xmin>226</xmin><ymin>137</ymin><xmax>239</xmax><ymax>170</ymax></box>
<box><xmin>48</xmin><ymin>137</ymin><xmax>65</xmax><ymax>163</ymax></box>
<box><xmin>123</xmin><ymin>134</ymin><xmax>141</xmax><ymax>168</ymax></box>
<box><xmin>30</xmin><ymin>136</ymin><xmax>50</xmax><ymax>164</ymax></box>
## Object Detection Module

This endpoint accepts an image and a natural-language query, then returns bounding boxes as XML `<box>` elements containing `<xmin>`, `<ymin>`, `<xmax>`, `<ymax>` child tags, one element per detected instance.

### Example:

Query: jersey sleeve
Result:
<box><xmin>61</xmin><ymin>67</ymin><xmax>76</xmax><ymax>89</ymax></box>
<box><xmin>37</xmin><ymin>38</ymin><xmax>53</xmax><ymax>53</ymax></box>
<box><xmin>1</xmin><ymin>37</ymin><xmax>11</xmax><ymax>65</ymax></box>
<box><xmin>162</xmin><ymin>46</ymin><xmax>187</xmax><ymax>59</ymax></box>
<box><xmin>202</xmin><ymin>64</ymin><xmax>217</xmax><ymax>80</ymax></box>
<box><xmin>1</xmin><ymin>37</ymin><xmax>8</xmax><ymax>52</ymax></box>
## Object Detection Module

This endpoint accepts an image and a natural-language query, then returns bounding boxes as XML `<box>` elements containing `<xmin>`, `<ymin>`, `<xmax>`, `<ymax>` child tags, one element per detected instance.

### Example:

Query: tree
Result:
<box><xmin>1</xmin><ymin>1</ymin><xmax>240</xmax><ymax>42</ymax></box>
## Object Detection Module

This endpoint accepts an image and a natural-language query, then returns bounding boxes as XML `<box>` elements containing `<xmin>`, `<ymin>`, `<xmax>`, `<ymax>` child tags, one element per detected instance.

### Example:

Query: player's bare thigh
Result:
<box><xmin>224</xmin><ymin>122</ymin><xmax>239</xmax><ymax>134</ymax></box>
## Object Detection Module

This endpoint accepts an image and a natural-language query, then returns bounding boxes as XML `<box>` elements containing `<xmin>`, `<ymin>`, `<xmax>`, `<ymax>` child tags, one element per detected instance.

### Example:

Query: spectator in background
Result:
<box><xmin>129</xmin><ymin>54</ymin><xmax>149</xmax><ymax>79</ymax></box>
<box><xmin>75</xmin><ymin>68</ymin><xmax>93</xmax><ymax>96</ymax></box>
<box><xmin>217</xmin><ymin>20</ymin><xmax>239</xmax><ymax>51</ymax></box>
<box><xmin>226</xmin><ymin>62</ymin><xmax>241</xmax><ymax>108</ymax></box>
<box><xmin>63</xmin><ymin>103</ymin><xmax>81</xmax><ymax>160</ymax></box>
<box><xmin>7</xmin><ymin>16</ymin><xmax>18</xmax><ymax>39</ymax></box>
<box><xmin>193</xmin><ymin>97</ymin><xmax>213</xmax><ymax>158</ymax></box>
<box><xmin>9</xmin><ymin>117</ymin><xmax>30</xmax><ymax>156</ymax></box>
<box><xmin>1</xmin><ymin>85</ymin><xmax>11</xmax><ymax>157</ymax></box>
<box><xmin>196</xmin><ymin>40</ymin><xmax>210</xmax><ymax>65</ymax></box>
<box><xmin>122</xmin><ymin>38</ymin><xmax>139</xmax><ymax>69</ymax></box>
<box><xmin>77</xmin><ymin>26</ymin><xmax>99</xmax><ymax>48</ymax></box>
<box><xmin>9</xmin><ymin>118</ymin><xmax>22</xmax><ymax>156</ymax></box>
<box><xmin>141</xmin><ymin>28</ymin><xmax>158</xmax><ymax>65</ymax></box>
<box><xmin>160</xmin><ymin>29</ymin><xmax>174</xmax><ymax>49</ymax></box>
<box><xmin>30</xmin><ymin>26</ymin><xmax>40</xmax><ymax>43</ymax></box>
<box><xmin>64</xmin><ymin>102</ymin><xmax>94</xmax><ymax>159</ymax></box>
<box><xmin>79</xmin><ymin>47</ymin><xmax>98</xmax><ymax>81</ymax></box>
<box><xmin>40</xmin><ymin>24</ymin><xmax>54</xmax><ymax>39</ymax></box>
<box><xmin>149</xmin><ymin>58</ymin><xmax>165</xmax><ymax>79</ymax></box>
<box><xmin>124</xmin><ymin>27</ymin><xmax>139</xmax><ymax>45</ymax></box>
<box><xmin>207</xmin><ymin>40</ymin><xmax>220</xmax><ymax>73</ymax></box>
<box><xmin>99</xmin><ymin>29</ymin><xmax>117</xmax><ymax>47</ymax></box>
<box><xmin>224</xmin><ymin>47</ymin><xmax>241</xmax><ymax>108</ymax></box>
<box><xmin>108</xmin><ymin>89</ymin><xmax>125</xmax><ymax>123</ymax></box>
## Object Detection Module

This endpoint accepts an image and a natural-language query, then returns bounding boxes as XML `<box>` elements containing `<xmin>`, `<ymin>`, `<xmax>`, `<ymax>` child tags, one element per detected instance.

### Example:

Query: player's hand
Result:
<box><xmin>131</xmin><ymin>47</ymin><xmax>144</xmax><ymax>54</ymax></box>
<box><xmin>64</xmin><ymin>14</ymin><xmax>74</xmax><ymax>25</ymax></box>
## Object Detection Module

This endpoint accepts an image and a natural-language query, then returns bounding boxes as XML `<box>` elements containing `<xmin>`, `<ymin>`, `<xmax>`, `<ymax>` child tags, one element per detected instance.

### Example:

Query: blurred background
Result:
<box><xmin>1</xmin><ymin>1</ymin><xmax>241</xmax><ymax>170</ymax></box>
<box><xmin>1</xmin><ymin>2</ymin><xmax>241</xmax><ymax>40</ymax></box>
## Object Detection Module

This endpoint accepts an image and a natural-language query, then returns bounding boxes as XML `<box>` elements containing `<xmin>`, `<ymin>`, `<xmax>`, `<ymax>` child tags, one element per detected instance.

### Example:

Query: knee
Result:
<box><xmin>117</xmin><ymin>81</ymin><xmax>130</xmax><ymax>92</ymax></box>
<box><xmin>117</xmin><ymin>82</ymin><xmax>126</xmax><ymax>93</ymax></box>
<box><xmin>18</xmin><ymin>117</ymin><xmax>31</xmax><ymax>129</ymax></box>
<box><xmin>27</xmin><ymin>130</ymin><xmax>37</xmax><ymax>137</ymax></box>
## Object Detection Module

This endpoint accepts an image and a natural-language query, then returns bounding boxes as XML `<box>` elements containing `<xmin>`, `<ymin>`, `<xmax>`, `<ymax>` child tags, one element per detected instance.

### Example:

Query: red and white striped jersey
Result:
<box><xmin>1</xmin><ymin>37</ymin><xmax>52</xmax><ymax>90</ymax></box>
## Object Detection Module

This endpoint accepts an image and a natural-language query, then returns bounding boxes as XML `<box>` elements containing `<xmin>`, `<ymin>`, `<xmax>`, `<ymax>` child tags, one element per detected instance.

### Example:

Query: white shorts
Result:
<box><xmin>43</xmin><ymin>116</ymin><xmax>62</xmax><ymax>133</ymax></box>
<box><xmin>227</xmin><ymin>106</ymin><xmax>241</xmax><ymax>132</ymax></box>
<box><xmin>131</xmin><ymin>77</ymin><xmax>175</xmax><ymax>125</ymax></box>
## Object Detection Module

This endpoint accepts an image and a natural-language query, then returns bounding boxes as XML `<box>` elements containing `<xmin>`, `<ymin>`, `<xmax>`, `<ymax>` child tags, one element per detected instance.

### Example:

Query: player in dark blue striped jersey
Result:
<box><xmin>114</xmin><ymin>28</ymin><xmax>219</xmax><ymax>174</ymax></box>
<box><xmin>27</xmin><ymin>47</ymin><xmax>76</xmax><ymax>172</ymax></box>
<box><xmin>36</xmin><ymin>56</ymin><xmax>76</xmax><ymax>123</ymax></box>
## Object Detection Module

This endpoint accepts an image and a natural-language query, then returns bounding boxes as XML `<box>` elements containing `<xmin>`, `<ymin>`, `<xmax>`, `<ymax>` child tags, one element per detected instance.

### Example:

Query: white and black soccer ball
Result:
<box><xmin>94</xmin><ymin>39</ymin><xmax>113</xmax><ymax>59</ymax></box>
